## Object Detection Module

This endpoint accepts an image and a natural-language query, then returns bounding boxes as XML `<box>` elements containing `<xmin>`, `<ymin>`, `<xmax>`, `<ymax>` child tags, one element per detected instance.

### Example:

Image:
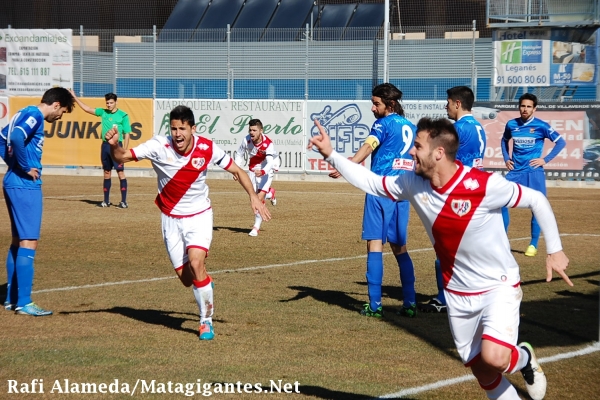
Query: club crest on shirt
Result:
<box><xmin>191</xmin><ymin>157</ymin><xmax>205</xmax><ymax>170</ymax></box>
<box><xmin>451</xmin><ymin>199</ymin><xmax>471</xmax><ymax>217</ymax></box>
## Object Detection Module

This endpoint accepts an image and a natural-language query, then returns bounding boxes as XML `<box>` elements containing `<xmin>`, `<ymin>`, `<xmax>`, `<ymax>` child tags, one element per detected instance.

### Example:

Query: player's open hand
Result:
<box><xmin>105</xmin><ymin>126</ymin><xmax>120</xmax><ymax>146</ymax></box>
<box><xmin>546</xmin><ymin>250</ymin><xmax>573</xmax><ymax>286</ymax></box>
<box><xmin>251</xmin><ymin>197</ymin><xmax>271</xmax><ymax>222</ymax></box>
<box><xmin>308</xmin><ymin>119</ymin><xmax>333</xmax><ymax>158</ymax></box>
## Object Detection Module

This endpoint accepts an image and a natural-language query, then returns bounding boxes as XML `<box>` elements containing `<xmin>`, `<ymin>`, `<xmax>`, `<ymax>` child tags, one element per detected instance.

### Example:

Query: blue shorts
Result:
<box><xmin>361</xmin><ymin>194</ymin><xmax>410</xmax><ymax>246</ymax></box>
<box><xmin>3</xmin><ymin>187</ymin><xmax>43</xmax><ymax>240</ymax></box>
<box><xmin>505</xmin><ymin>168</ymin><xmax>546</xmax><ymax>195</ymax></box>
<box><xmin>101</xmin><ymin>141</ymin><xmax>124</xmax><ymax>172</ymax></box>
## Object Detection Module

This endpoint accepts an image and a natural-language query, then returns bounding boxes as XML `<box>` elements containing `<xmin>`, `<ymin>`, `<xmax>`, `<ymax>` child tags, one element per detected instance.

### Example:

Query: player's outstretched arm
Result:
<box><xmin>68</xmin><ymin>89</ymin><xmax>96</xmax><ymax>116</ymax></box>
<box><xmin>227</xmin><ymin>161</ymin><xmax>271</xmax><ymax>222</ymax></box>
<box><xmin>106</xmin><ymin>126</ymin><xmax>134</xmax><ymax>163</ymax></box>
<box><xmin>546</xmin><ymin>251</ymin><xmax>573</xmax><ymax>286</ymax></box>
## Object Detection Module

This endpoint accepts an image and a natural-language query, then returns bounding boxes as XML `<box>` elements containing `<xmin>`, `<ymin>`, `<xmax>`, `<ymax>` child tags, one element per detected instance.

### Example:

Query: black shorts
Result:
<box><xmin>101</xmin><ymin>141</ymin><xmax>125</xmax><ymax>171</ymax></box>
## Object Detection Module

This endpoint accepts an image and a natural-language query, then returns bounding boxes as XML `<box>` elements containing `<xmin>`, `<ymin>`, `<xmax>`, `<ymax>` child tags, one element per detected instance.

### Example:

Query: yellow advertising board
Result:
<box><xmin>9</xmin><ymin>97</ymin><xmax>153</xmax><ymax>168</ymax></box>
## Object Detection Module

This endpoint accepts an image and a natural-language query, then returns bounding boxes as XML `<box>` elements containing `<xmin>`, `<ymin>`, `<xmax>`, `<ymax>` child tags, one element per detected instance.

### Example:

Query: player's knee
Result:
<box><xmin>480</xmin><ymin>350</ymin><xmax>509</xmax><ymax>372</ymax></box>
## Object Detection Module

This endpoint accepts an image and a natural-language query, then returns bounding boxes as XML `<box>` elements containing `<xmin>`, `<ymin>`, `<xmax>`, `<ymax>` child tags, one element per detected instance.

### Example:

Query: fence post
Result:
<box><xmin>383</xmin><ymin>0</ymin><xmax>389</xmax><ymax>82</ymax></box>
<box><xmin>113</xmin><ymin>42</ymin><xmax>117</xmax><ymax>94</ymax></box>
<box><xmin>372</xmin><ymin>38</ymin><xmax>379</xmax><ymax>88</ymax></box>
<box><xmin>79</xmin><ymin>25</ymin><xmax>84</xmax><ymax>96</ymax></box>
<box><xmin>303</xmin><ymin>23</ymin><xmax>309</xmax><ymax>174</ymax></box>
<box><xmin>227</xmin><ymin>24</ymin><xmax>231</xmax><ymax>100</ymax></box>
<box><xmin>471</xmin><ymin>19</ymin><xmax>476</xmax><ymax>100</ymax></box>
<box><xmin>305</xmin><ymin>23</ymin><xmax>309</xmax><ymax>101</ymax></box>
<box><xmin>153</xmin><ymin>25</ymin><xmax>157</xmax><ymax>100</ymax></box>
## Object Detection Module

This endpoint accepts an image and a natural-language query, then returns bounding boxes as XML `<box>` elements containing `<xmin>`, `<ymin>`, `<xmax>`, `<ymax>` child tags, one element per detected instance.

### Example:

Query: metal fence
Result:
<box><xmin>70</xmin><ymin>26</ymin><xmax>598</xmax><ymax>102</ymax></box>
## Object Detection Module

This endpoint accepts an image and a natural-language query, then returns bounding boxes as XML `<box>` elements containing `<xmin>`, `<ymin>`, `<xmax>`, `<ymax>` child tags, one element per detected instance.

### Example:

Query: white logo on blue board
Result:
<box><xmin>310</xmin><ymin>104</ymin><xmax>370</xmax><ymax>154</ymax></box>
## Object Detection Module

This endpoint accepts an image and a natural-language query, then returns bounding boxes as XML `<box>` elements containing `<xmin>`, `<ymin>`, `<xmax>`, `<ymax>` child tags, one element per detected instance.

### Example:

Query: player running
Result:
<box><xmin>105</xmin><ymin>105</ymin><xmax>270</xmax><ymax>340</ymax></box>
<box><xmin>234</xmin><ymin>118</ymin><xmax>279</xmax><ymax>237</ymax></box>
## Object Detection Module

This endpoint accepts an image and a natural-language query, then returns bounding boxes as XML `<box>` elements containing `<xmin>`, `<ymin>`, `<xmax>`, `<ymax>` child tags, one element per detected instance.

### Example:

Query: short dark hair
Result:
<box><xmin>249</xmin><ymin>119</ymin><xmax>263</xmax><ymax>130</ymax></box>
<box><xmin>170</xmin><ymin>105</ymin><xmax>196</xmax><ymax>127</ymax></box>
<box><xmin>446</xmin><ymin>86</ymin><xmax>474</xmax><ymax>111</ymax></box>
<box><xmin>41</xmin><ymin>87</ymin><xmax>75</xmax><ymax>113</ymax></box>
<box><xmin>416</xmin><ymin>117</ymin><xmax>459</xmax><ymax>160</ymax></box>
<box><xmin>372</xmin><ymin>83</ymin><xmax>404</xmax><ymax>116</ymax></box>
<box><xmin>105</xmin><ymin>93</ymin><xmax>118</xmax><ymax>102</ymax></box>
<box><xmin>519</xmin><ymin>93</ymin><xmax>538</xmax><ymax>108</ymax></box>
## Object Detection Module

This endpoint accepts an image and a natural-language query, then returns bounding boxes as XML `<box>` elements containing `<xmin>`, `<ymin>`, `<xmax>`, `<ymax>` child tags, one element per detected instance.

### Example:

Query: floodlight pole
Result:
<box><xmin>383</xmin><ymin>0</ymin><xmax>389</xmax><ymax>83</ymax></box>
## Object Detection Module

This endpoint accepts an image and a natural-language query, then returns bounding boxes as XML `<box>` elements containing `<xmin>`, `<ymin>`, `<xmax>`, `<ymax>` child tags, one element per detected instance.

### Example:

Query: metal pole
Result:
<box><xmin>471</xmin><ymin>20</ymin><xmax>476</xmax><ymax>100</ymax></box>
<box><xmin>383</xmin><ymin>0</ymin><xmax>389</xmax><ymax>82</ymax></box>
<box><xmin>372</xmin><ymin>38</ymin><xmax>379</xmax><ymax>88</ymax></box>
<box><xmin>153</xmin><ymin>25</ymin><xmax>157</xmax><ymax>100</ymax></box>
<box><xmin>79</xmin><ymin>25</ymin><xmax>84</xmax><ymax>96</ymax></box>
<box><xmin>305</xmin><ymin>24</ymin><xmax>309</xmax><ymax>101</ymax></box>
<box><xmin>227</xmin><ymin>24</ymin><xmax>231</xmax><ymax>100</ymax></box>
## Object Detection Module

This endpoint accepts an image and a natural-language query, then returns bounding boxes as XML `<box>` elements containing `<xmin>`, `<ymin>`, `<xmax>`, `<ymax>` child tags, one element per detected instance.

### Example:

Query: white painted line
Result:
<box><xmin>32</xmin><ymin>233</ymin><xmax>598</xmax><ymax>294</ymax></box>
<box><xmin>376</xmin><ymin>343</ymin><xmax>600</xmax><ymax>399</ymax></box>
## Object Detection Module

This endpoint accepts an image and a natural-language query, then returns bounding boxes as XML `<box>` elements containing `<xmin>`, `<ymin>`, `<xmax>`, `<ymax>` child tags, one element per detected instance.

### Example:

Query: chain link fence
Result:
<box><xmin>70</xmin><ymin>25</ymin><xmax>494</xmax><ymax>101</ymax></box>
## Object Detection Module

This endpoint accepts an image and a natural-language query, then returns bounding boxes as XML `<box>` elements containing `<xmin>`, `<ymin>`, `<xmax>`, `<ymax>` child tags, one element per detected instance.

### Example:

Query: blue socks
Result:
<box><xmin>103</xmin><ymin>179</ymin><xmax>111</xmax><ymax>203</ymax></box>
<box><xmin>530</xmin><ymin>215</ymin><xmax>540</xmax><ymax>248</ymax></box>
<box><xmin>504</xmin><ymin>207</ymin><xmax>540</xmax><ymax>248</ymax></box>
<box><xmin>5</xmin><ymin>245</ymin><xmax>18</xmax><ymax>304</ymax></box>
<box><xmin>501</xmin><ymin>207</ymin><xmax>510</xmax><ymax>232</ymax></box>
<box><xmin>395</xmin><ymin>252</ymin><xmax>416</xmax><ymax>307</ymax></box>
<box><xmin>15</xmin><ymin>247</ymin><xmax>36</xmax><ymax>307</ymax></box>
<box><xmin>434</xmin><ymin>258</ymin><xmax>446</xmax><ymax>305</ymax></box>
<box><xmin>366</xmin><ymin>252</ymin><xmax>383</xmax><ymax>311</ymax></box>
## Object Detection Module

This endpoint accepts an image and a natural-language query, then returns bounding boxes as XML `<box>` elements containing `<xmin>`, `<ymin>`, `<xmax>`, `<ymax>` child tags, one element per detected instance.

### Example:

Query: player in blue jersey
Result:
<box><xmin>420</xmin><ymin>86</ymin><xmax>487</xmax><ymax>314</ymax></box>
<box><xmin>0</xmin><ymin>87</ymin><xmax>75</xmax><ymax>316</ymax></box>
<box><xmin>501</xmin><ymin>93</ymin><xmax>566</xmax><ymax>257</ymax></box>
<box><xmin>500</xmin><ymin>93</ymin><xmax>567</xmax><ymax>257</ymax></box>
<box><xmin>329</xmin><ymin>83</ymin><xmax>417</xmax><ymax>318</ymax></box>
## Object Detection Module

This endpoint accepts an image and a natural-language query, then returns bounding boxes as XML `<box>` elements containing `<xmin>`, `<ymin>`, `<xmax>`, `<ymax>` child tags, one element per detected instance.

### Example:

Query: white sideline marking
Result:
<box><xmin>32</xmin><ymin>233</ymin><xmax>598</xmax><ymax>294</ymax></box>
<box><xmin>376</xmin><ymin>343</ymin><xmax>600</xmax><ymax>399</ymax></box>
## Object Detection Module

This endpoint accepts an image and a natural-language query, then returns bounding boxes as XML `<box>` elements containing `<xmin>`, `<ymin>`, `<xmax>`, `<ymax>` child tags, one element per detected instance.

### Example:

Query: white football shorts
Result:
<box><xmin>446</xmin><ymin>284</ymin><xmax>523</xmax><ymax>365</ymax></box>
<box><xmin>161</xmin><ymin>209</ymin><xmax>213</xmax><ymax>270</ymax></box>
<box><xmin>248</xmin><ymin>170</ymin><xmax>273</xmax><ymax>194</ymax></box>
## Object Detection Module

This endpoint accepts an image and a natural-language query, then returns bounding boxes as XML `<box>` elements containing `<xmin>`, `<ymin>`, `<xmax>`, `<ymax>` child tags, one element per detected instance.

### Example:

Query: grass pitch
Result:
<box><xmin>0</xmin><ymin>175</ymin><xmax>598</xmax><ymax>399</ymax></box>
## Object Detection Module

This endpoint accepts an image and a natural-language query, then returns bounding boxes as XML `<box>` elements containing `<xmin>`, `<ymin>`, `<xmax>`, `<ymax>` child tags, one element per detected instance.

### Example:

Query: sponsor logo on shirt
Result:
<box><xmin>513</xmin><ymin>137</ymin><xmax>535</xmax><ymax>147</ymax></box>
<box><xmin>191</xmin><ymin>157</ymin><xmax>205</xmax><ymax>170</ymax></box>
<box><xmin>392</xmin><ymin>158</ymin><xmax>414</xmax><ymax>171</ymax></box>
<box><xmin>451</xmin><ymin>199</ymin><xmax>472</xmax><ymax>217</ymax></box>
<box><xmin>198</xmin><ymin>143</ymin><xmax>209</xmax><ymax>151</ymax></box>
<box><xmin>463</xmin><ymin>178</ymin><xmax>480</xmax><ymax>190</ymax></box>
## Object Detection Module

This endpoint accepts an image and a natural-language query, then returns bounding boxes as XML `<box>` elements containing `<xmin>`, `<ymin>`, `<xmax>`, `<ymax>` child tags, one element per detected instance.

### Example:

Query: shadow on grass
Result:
<box><xmin>299</xmin><ymin>384</ymin><xmax>414</xmax><ymax>399</ymax></box>
<box><xmin>60</xmin><ymin>306</ymin><xmax>199</xmax><ymax>336</ymax></box>
<box><xmin>282</xmin><ymin>285</ymin><xmax>457</xmax><ymax>360</ymax></box>
<box><xmin>213</xmin><ymin>226</ymin><xmax>252</xmax><ymax>234</ymax></box>
<box><xmin>283</xmin><ymin>269</ymin><xmax>600</xmax><ymax>361</ymax></box>
<box><xmin>78</xmin><ymin>199</ymin><xmax>105</xmax><ymax>206</ymax></box>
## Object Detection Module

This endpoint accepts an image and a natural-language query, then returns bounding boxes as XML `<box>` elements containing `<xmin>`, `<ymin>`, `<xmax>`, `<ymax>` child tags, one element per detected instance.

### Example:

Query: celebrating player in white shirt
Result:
<box><xmin>310</xmin><ymin>116</ymin><xmax>572</xmax><ymax>400</ymax></box>
<box><xmin>106</xmin><ymin>105</ymin><xmax>270</xmax><ymax>341</ymax></box>
<box><xmin>234</xmin><ymin>118</ymin><xmax>279</xmax><ymax>237</ymax></box>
